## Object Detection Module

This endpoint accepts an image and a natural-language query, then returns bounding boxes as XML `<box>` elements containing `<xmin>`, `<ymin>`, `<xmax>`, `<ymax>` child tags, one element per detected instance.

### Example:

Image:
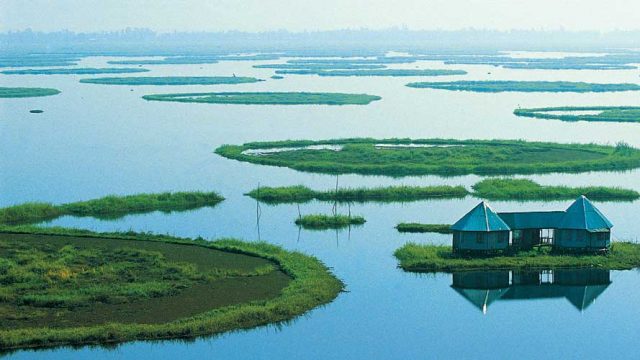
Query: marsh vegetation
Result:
<box><xmin>1</xmin><ymin>68</ymin><xmax>149</xmax><ymax>75</ymax></box>
<box><xmin>246</xmin><ymin>185</ymin><xmax>469</xmax><ymax>204</ymax></box>
<box><xmin>295</xmin><ymin>214</ymin><xmax>366</xmax><ymax>230</ymax></box>
<box><xmin>80</xmin><ymin>76</ymin><xmax>263</xmax><ymax>85</ymax></box>
<box><xmin>276</xmin><ymin>69</ymin><xmax>467</xmax><ymax>77</ymax></box>
<box><xmin>406</xmin><ymin>81</ymin><xmax>640</xmax><ymax>92</ymax></box>
<box><xmin>143</xmin><ymin>92</ymin><xmax>381</xmax><ymax>105</ymax></box>
<box><xmin>215</xmin><ymin>138</ymin><xmax>640</xmax><ymax>176</ymax></box>
<box><xmin>514</xmin><ymin>106</ymin><xmax>640</xmax><ymax>123</ymax></box>
<box><xmin>0</xmin><ymin>87</ymin><xmax>60</xmax><ymax>98</ymax></box>
<box><xmin>394</xmin><ymin>242</ymin><xmax>640</xmax><ymax>272</ymax></box>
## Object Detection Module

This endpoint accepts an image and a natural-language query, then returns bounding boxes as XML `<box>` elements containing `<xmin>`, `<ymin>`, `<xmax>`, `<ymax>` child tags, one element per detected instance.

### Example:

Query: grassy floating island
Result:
<box><xmin>80</xmin><ymin>76</ymin><xmax>263</xmax><ymax>86</ymax></box>
<box><xmin>406</xmin><ymin>81</ymin><xmax>640</xmax><ymax>93</ymax></box>
<box><xmin>394</xmin><ymin>243</ymin><xmax>640</xmax><ymax>272</ymax></box>
<box><xmin>295</xmin><ymin>214</ymin><xmax>366</xmax><ymax>230</ymax></box>
<box><xmin>472</xmin><ymin>178</ymin><xmax>640</xmax><ymax>201</ymax></box>
<box><xmin>0</xmin><ymin>229</ymin><xmax>342</xmax><ymax>350</ymax></box>
<box><xmin>246</xmin><ymin>185</ymin><xmax>469</xmax><ymax>204</ymax></box>
<box><xmin>0</xmin><ymin>87</ymin><xmax>60</xmax><ymax>98</ymax></box>
<box><xmin>215</xmin><ymin>138</ymin><xmax>640</xmax><ymax>177</ymax></box>
<box><xmin>0</xmin><ymin>196</ymin><xmax>342</xmax><ymax>350</ymax></box>
<box><xmin>276</xmin><ymin>69</ymin><xmax>467</xmax><ymax>77</ymax></box>
<box><xmin>254</xmin><ymin>63</ymin><xmax>386</xmax><ymax>70</ymax></box>
<box><xmin>514</xmin><ymin>106</ymin><xmax>640</xmax><ymax>123</ymax></box>
<box><xmin>107</xmin><ymin>54</ymin><xmax>279</xmax><ymax>65</ymax></box>
<box><xmin>143</xmin><ymin>92</ymin><xmax>381</xmax><ymax>105</ymax></box>
<box><xmin>1</xmin><ymin>68</ymin><xmax>149</xmax><ymax>75</ymax></box>
<box><xmin>271</xmin><ymin>75</ymin><xmax>284</xmax><ymax>79</ymax></box>
<box><xmin>396</xmin><ymin>223</ymin><xmax>452</xmax><ymax>234</ymax></box>
<box><xmin>0</xmin><ymin>191</ymin><xmax>224</xmax><ymax>225</ymax></box>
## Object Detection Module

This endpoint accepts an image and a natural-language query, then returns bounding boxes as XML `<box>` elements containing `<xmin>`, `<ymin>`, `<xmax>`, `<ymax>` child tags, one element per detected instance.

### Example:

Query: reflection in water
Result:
<box><xmin>451</xmin><ymin>269</ymin><xmax>611</xmax><ymax>314</ymax></box>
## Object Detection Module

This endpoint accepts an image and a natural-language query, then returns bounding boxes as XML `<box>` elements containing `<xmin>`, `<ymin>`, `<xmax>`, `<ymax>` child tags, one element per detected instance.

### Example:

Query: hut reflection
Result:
<box><xmin>451</xmin><ymin>269</ymin><xmax>611</xmax><ymax>314</ymax></box>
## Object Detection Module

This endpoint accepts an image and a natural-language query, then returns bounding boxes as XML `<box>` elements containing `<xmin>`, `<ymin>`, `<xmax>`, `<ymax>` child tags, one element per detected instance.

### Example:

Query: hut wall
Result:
<box><xmin>453</xmin><ymin>231</ymin><xmax>509</xmax><ymax>251</ymax></box>
<box><xmin>555</xmin><ymin>229</ymin><xmax>610</xmax><ymax>250</ymax></box>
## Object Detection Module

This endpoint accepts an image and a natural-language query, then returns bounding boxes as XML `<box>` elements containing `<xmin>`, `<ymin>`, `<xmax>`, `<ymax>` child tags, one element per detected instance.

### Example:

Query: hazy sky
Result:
<box><xmin>2</xmin><ymin>0</ymin><xmax>640</xmax><ymax>32</ymax></box>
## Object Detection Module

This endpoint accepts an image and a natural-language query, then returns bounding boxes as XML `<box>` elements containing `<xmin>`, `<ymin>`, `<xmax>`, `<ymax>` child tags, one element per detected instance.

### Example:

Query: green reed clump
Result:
<box><xmin>472</xmin><ymin>178</ymin><xmax>639</xmax><ymax>201</ymax></box>
<box><xmin>0</xmin><ymin>192</ymin><xmax>224</xmax><ymax>225</ymax></box>
<box><xmin>407</xmin><ymin>81</ymin><xmax>640</xmax><ymax>93</ymax></box>
<box><xmin>0</xmin><ymin>87</ymin><xmax>61</xmax><ymax>98</ymax></box>
<box><xmin>246</xmin><ymin>185</ymin><xmax>468</xmax><ymax>204</ymax></box>
<box><xmin>395</xmin><ymin>223</ymin><xmax>452</xmax><ymax>234</ymax></box>
<box><xmin>295</xmin><ymin>214</ymin><xmax>366</xmax><ymax>230</ymax></box>
<box><xmin>143</xmin><ymin>92</ymin><xmax>381</xmax><ymax>105</ymax></box>
<box><xmin>514</xmin><ymin>106</ymin><xmax>640</xmax><ymax>123</ymax></box>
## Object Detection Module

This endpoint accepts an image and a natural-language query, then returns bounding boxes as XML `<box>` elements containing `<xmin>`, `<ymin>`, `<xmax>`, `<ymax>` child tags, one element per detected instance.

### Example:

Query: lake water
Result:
<box><xmin>1</xmin><ymin>54</ymin><xmax>640</xmax><ymax>359</ymax></box>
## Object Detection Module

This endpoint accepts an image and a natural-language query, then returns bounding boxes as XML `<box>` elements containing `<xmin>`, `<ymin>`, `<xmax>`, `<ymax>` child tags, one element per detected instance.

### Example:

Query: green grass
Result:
<box><xmin>394</xmin><ymin>242</ymin><xmax>640</xmax><ymax>272</ymax></box>
<box><xmin>143</xmin><ymin>92</ymin><xmax>381</xmax><ymax>105</ymax></box>
<box><xmin>271</xmin><ymin>75</ymin><xmax>284</xmax><ymax>79</ymax></box>
<box><xmin>514</xmin><ymin>106</ymin><xmax>640</xmax><ymax>123</ymax></box>
<box><xmin>472</xmin><ymin>178</ymin><xmax>640</xmax><ymax>201</ymax></box>
<box><xmin>0</xmin><ymin>87</ymin><xmax>61</xmax><ymax>98</ymax></box>
<box><xmin>254</xmin><ymin>64</ymin><xmax>386</xmax><ymax>70</ymax></box>
<box><xmin>406</xmin><ymin>81</ymin><xmax>640</xmax><ymax>93</ymax></box>
<box><xmin>79</xmin><ymin>76</ymin><xmax>263</xmax><ymax>85</ymax></box>
<box><xmin>0</xmin><ymin>192</ymin><xmax>224</xmax><ymax>225</ymax></box>
<box><xmin>276</xmin><ymin>69</ymin><xmax>467</xmax><ymax>77</ymax></box>
<box><xmin>295</xmin><ymin>214</ymin><xmax>366</xmax><ymax>230</ymax></box>
<box><xmin>107</xmin><ymin>54</ymin><xmax>279</xmax><ymax>65</ymax></box>
<box><xmin>0</xmin><ymin>228</ymin><xmax>342</xmax><ymax>350</ymax></box>
<box><xmin>1</xmin><ymin>68</ymin><xmax>150</xmax><ymax>75</ymax></box>
<box><xmin>215</xmin><ymin>138</ymin><xmax>640</xmax><ymax>177</ymax></box>
<box><xmin>395</xmin><ymin>223</ymin><xmax>452</xmax><ymax>234</ymax></box>
<box><xmin>246</xmin><ymin>185</ymin><xmax>469</xmax><ymax>204</ymax></box>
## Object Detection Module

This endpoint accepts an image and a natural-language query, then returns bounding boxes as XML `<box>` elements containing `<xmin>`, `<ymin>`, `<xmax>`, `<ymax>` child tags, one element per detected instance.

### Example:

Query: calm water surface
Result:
<box><xmin>1</xmin><ymin>54</ymin><xmax>640</xmax><ymax>359</ymax></box>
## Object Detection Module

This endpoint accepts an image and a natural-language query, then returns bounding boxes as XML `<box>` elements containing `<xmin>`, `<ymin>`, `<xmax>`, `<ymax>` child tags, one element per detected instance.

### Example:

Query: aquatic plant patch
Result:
<box><xmin>514</xmin><ymin>106</ymin><xmax>640</xmax><ymax>123</ymax></box>
<box><xmin>80</xmin><ymin>76</ymin><xmax>263</xmax><ymax>85</ymax></box>
<box><xmin>0</xmin><ymin>228</ymin><xmax>342</xmax><ymax>350</ymax></box>
<box><xmin>472</xmin><ymin>178</ymin><xmax>640</xmax><ymax>201</ymax></box>
<box><xmin>246</xmin><ymin>185</ymin><xmax>469</xmax><ymax>204</ymax></box>
<box><xmin>406</xmin><ymin>81</ymin><xmax>640</xmax><ymax>93</ymax></box>
<box><xmin>0</xmin><ymin>87</ymin><xmax>61</xmax><ymax>98</ymax></box>
<box><xmin>276</xmin><ymin>69</ymin><xmax>467</xmax><ymax>77</ymax></box>
<box><xmin>395</xmin><ymin>223</ymin><xmax>453</xmax><ymax>234</ymax></box>
<box><xmin>215</xmin><ymin>138</ymin><xmax>640</xmax><ymax>177</ymax></box>
<box><xmin>394</xmin><ymin>242</ymin><xmax>640</xmax><ymax>272</ymax></box>
<box><xmin>143</xmin><ymin>92</ymin><xmax>381</xmax><ymax>105</ymax></box>
<box><xmin>0</xmin><ymin>191</ymin><xmax>224</xmax><ymax>225</ymax></box>
<box><xmin>1</xmin><ymin>68</ymin><xmax>149</xmax><ymax>75</ymax></box>
<box><xmin>295</xmin><ymin>214</ymin><xmax>366</xmax><ymax>230</ymax></box>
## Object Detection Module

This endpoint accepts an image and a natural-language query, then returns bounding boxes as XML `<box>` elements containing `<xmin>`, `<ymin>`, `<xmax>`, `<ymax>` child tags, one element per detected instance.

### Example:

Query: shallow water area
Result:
<box><xmin>2</xmin><ymin>52</ymin><xmax>640</xmax><ymax>359</ymax></box>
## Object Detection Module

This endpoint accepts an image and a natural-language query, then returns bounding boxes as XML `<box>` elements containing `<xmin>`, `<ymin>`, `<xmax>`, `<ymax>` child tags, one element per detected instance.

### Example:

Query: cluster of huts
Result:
<box><xmin>451</xmin><ymin>196</ymin><xmax>613</xmax><ymax>252</ymax></box>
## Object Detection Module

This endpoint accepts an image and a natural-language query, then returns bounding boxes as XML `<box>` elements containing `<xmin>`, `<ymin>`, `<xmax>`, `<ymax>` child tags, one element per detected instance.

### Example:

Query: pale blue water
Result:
<box><xmin>1</xmin><ymin>54</ymin><xmax>640</xmax><ymax>359</ymax></box>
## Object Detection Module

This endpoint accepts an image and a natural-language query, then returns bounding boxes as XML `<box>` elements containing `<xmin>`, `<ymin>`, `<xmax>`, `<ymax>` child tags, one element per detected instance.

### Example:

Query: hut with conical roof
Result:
<box><xmin>451</xmin><ymin>202</ymin><xmax>511</xmax><ymax>252</ymax></box>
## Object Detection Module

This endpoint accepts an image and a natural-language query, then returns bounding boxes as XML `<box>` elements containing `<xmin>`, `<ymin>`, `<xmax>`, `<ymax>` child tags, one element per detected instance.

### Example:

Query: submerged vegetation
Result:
<box><xmin>215</xmin><ymin>138</ymin><xmax>640</xmax><ymax>177</ymax></box>
<box><xmin>0</xmin><ymin>229</ymin><xmax>342</xmax><ymax>350</ymax></box>
<box><xmin>295</xmin><ymin>214</ymin><xmax>366</xmax><ymax>230</ymax></box>
<box><xmin>1</xmin><ymin>68</ymin><xmax>149</xmax><ymax>75</ymax></box>
<box><xmin>107</xmin><ymin>54</ymin><xmax>279</xmax><ymax>65</ymax></box>
<box><xmin>0</xmin><ymin>87</ymin><xmax>60</xmax><ymax>98</ymax></box>
<box><xmin>406</xmin><ymin>81</ymin><xmax>640</xmax><ymax>93</ymax></box>
<box><xmin>143</xmin><ymin>92</ymin><xmax>381</xmax><ymax>105</ymax></box>
<box><xmin>275</xmin><ymin>69</ymin><xmax>467</xmax><ymax>77</ymax></box>
<box><xmin>395</xmin><ymin>223</ymin><xmax>452</xmax><ymax>234</ymax></box>
<box><xmin>394</xmin><ymin>242</ymin><xmax>640</xmax><ymax>272</ymax></box>
<box><xmin>472</xmin><ymin>178</ymin><xmax>640</xmax><ymax>201</ymax></box>
<box><xmin>514</xmin><ymin>106</ymin><xmax>640</xmax><ymax>123</ymax></box>
<box><xmin>246</xmin><ymin>185</ymin><xmax>469</xmax><ymax>204</ymax></box>
<box><xmin>0</xmin><ymin>192</ymin><xmax>224</xmax><ymax>225</ymax></box>
<box><xmin>80</xmin><ymin>76</ymin><xmax>263</xmax><ymax>85</ymax></box>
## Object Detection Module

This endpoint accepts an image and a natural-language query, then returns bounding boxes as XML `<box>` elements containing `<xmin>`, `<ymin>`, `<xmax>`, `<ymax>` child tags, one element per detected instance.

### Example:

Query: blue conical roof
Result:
<box><xmin>559</xmin><ymin>196</ymin><xmax>613</xmax><ymax>231</ymax></box>
<box><xmin>452</xmin><ymin>202</ymin><xmax>511</xmax><ymax>232</ymax></box>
